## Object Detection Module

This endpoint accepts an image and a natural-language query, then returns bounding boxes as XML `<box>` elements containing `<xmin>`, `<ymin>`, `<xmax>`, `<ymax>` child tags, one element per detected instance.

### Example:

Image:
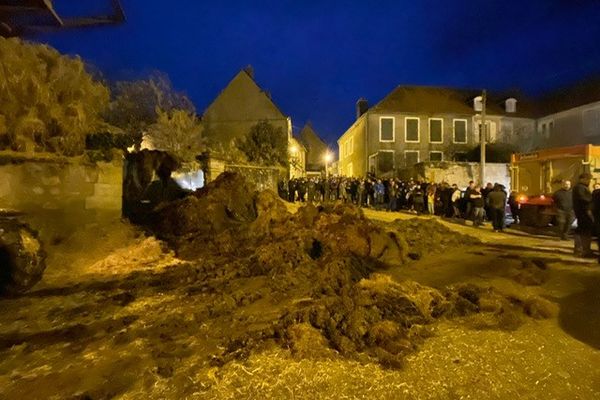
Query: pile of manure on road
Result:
<box><xmin>146</xmin><ymin>172</ymin><xmax>557</xmax><ymax>368</ymax></box>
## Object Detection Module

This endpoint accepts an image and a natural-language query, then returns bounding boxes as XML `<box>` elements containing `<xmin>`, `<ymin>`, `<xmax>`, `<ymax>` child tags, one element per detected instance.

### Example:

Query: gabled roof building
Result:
<box><xmin>298</xmin><ymin>122</ymin><xmax>328</xmax><ymax>173</ymax></box>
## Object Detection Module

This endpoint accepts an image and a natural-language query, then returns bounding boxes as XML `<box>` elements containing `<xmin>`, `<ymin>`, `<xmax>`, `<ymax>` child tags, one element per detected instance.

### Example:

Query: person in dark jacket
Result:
<box><xmin>488</xmin><ymin>184</ymin><xmax>507</xmax><ymax>232</ymax></box>
<box><xmin>470</xmin><ymin>186</ymin><xmax>485</xmax><ymax>227</ymax></box>
<box><xmin>553</xmin><ymin>180</ymin><xmax>574</xmax><ymax>240</ymax></box>
<box><xmin>573</xmin><ymin>173</ymin><xmax>594</xmax><ymax>257</ymax></box>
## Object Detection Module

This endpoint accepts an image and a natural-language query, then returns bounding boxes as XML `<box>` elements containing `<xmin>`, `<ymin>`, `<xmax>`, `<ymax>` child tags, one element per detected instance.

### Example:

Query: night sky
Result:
<box><xmin>37</xmin><ymin>0</ymin><xmax>600</xmax><ymax>145</ymax></box>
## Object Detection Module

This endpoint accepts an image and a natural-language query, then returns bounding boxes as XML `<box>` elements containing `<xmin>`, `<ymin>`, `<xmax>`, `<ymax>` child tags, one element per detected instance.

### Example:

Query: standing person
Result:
<box><xmin>488</xmin><ymin>184</ymin><xmax>507</xmax><ymax>232</ymax></box>
<box><xmin>358</xmin><ymin>179</ymin><xmax>366</xmax><ymax>207</ymax></box>
<box><xmin>573</xmin><ymin>173</ymin><xmax>594</xmax><ymax>258</ymax></box>
<box><xmin>412</xmin><ymin>184</ymin><xmax>425</xmax><ymax>215</ymax></box>
<box><xmin>553</xmin><ymin>180</ymin><xmax>574</xmax><ymax>240</ymax></box>
<box><xmin>306</xmin><ymin>178</ymin><xmax>315</xmax><ymax>203</ymax></box>
<box><xmin>374</xmin><ymin>180</ymin><xmax>385</xmax><ymax>209</ymax></box>
<box><xmin>451</xmin><ymin>184</ymin><xmax>462</xmax><ymax>218</ymax></box>
<box><xmin>366</xmin><ymin>179</ymin><xmax>375</xmax><ymax>207</ymax></box>
<box><xmin>470</xmin><ymin>186</ymin><xmax>485</xmax><ymax>227</ymax></box>
<box><xmin>427</xmin><ymin>185</ymin><xmax>436</xmax><ymax>215</ymax></box>
<box><xmin>388</xmin><ymin>181</ymin><xmax>398</xmax><ymax>211</ymax></box>
<box><xmin>464</xmin><ymin>181</ymin><xmax>476</xmax><ymax>220</ymax></box>
<box><xmin>297</xmin><ymin>178</ymin><xmax>306</xmax><ymax>202</ymax></box>
<box><xmin>508</xmin><ymin>191</ymin><xmax>520</xmax><ymax>224</ymax></box>
<box><xmin>482</xmin><ymin>182</ymin><xmax>494</xmax><ymax>221</ymax></box>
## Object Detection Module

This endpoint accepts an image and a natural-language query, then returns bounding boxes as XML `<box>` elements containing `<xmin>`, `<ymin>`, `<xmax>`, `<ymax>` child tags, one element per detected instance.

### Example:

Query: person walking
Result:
<box><xmin>553</xmin><ymin>180</ymin><xmax>574</xmax><ymax>240</ymax></box>
<box><xmin>573</xmin><ymin>173</ymin><xmax>594</xmax><ymax>258</ymax></box>
<box><xmin>488</xmin><ymin>184</ymin><xmax>507</xmax><ymax>232</ymax></box>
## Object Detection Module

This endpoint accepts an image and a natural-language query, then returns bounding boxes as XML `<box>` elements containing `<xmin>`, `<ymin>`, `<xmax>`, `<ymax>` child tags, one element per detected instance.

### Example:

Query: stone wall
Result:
<box><xmin>402</xmin><ymin>161</ymin><xmax>511</xmax><ymax>190</ymax></box>
<box><xmin>205</xmin><ymin>157</ymin><xmax>284</xmax><ymax>192</ymax></box>
<box><xmin>0</xmin><ymin>151</ymin><xmax>123</xmax><ymax>225</ymax></box>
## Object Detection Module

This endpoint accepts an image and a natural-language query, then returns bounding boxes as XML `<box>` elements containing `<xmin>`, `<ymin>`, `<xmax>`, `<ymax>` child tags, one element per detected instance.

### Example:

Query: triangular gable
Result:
<box><xmin>203</xmin><ymin>69</ymin><xmax>288</xmax><ymax>122</ymax></box>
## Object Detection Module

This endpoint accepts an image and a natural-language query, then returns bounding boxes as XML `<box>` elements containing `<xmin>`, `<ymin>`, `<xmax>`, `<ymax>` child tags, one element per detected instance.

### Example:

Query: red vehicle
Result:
<box><xmin>511</xmin><ymin>144</ymin><xmax>600</xmax><ymax>227</ymax></box>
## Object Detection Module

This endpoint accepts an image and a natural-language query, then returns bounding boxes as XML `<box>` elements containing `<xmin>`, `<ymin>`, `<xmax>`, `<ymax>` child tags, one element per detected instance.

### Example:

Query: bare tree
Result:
<box><xmin>145</xmin><ymin>109</ymin><xmax>204</xmax><ymax>163</ymax></box>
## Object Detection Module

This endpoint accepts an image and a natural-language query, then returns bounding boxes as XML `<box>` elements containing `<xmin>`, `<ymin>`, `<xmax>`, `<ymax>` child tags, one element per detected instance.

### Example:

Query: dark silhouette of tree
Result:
<box><xmin>464</xmin><ymin>143</ymin><xmax>517</xmax><ymax>163</ymax></box>
<box><xmin>237</xmin><ymin>121</ymin><xmax>287</xmax><ymax>166</ymax></box>
<box><xmin>104</xmin><ymin>72</ymin><xmax>195</xmax><ymax>148</ymax></box>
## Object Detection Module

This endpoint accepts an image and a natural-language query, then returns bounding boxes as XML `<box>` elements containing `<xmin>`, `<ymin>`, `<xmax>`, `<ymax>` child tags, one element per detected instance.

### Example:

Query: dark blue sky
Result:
<box><xmin>38</xmin><ymin>0</ymin><xmax>600</xmax><ymax>145</ymax></box>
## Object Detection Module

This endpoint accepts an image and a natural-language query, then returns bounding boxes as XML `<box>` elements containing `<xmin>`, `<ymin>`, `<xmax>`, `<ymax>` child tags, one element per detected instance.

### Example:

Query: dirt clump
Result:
<box><xmin>508</xmin><ymin>258</ymin><xmax>550</xmax><ymax>286</ymax></box>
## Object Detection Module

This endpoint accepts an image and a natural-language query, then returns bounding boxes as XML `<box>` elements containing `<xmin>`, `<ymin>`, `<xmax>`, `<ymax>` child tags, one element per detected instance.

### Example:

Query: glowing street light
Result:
<box><xmin>324</xmin><ymin>151</ymin><xmax>333</xmax><ymax>178</ymax></box>
<box><xmin>289</xmin><ymin>145</ymin><xmax>298</xmax><ymax>154</ymax></box>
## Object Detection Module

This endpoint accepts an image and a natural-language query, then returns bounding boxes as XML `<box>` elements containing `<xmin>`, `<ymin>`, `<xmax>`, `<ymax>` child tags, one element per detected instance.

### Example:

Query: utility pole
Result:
<box><xmin>480</xmin><ymin>90</ymin><xmax>487</xmax><ymax>186</ymax></box>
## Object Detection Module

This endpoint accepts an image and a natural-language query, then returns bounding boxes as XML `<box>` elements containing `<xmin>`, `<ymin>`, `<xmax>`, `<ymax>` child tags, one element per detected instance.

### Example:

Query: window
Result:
<box><xmin>540</xmin><ymin>121</ymin><xmax>552</xmax><ymax>139</ymax></box>
<box><xmin>583</xmin><ymin>109</ymin><xmax>600</xmax><ymax>137</ymax></box>
<box><xmin>477</xmin><ymin>121</ymin><xmax>497</xmax><ymax>142</ymax></box>
<box><xmin>404</xmin><ymin>150</ymin><xmax>419</xmax><ymax>167</ymax></box>
<box><xmin>453</xmin><ymin>119</ymin><xmax>467</xmax><ymax>143</ymax></box>
<box><xmin>429</xmin><ymin>118</ymin><xmax>443</xmax><ymax>143</ymax></box>
<box><xmin>405</xmin><ymin>117</ymin><xmax>420</xmax><ymax>142</ymax></box>
<box><xmin>379</xmin><ymin>117</ymin><xmax>395</xmax><ymax>142</ymax></box>
<box><xmin>378</xmin><ymin>151</ymin><xmax>395</xmax><ymax>174</ymax></box>
<box><xmin>429</xmin><ymin>151</ymin><xmax>443</xmax><ymax>162</ymax></box>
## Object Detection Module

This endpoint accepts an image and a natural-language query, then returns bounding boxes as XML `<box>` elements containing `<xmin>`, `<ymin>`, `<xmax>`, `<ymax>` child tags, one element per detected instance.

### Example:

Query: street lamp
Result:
<box><xmin>324</xmin><ymin>151</ymin><xmax>333</xmax><ymax>178</ymax></box>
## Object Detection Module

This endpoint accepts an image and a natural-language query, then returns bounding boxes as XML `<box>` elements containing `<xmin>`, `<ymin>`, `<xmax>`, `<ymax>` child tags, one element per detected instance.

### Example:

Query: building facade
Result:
<box><xmin>338</xmin><ymin>86</ymin><xmax>536</xmax><ymax>178</ymax></box>
<box><xmin>534</xmin><ymin>79</ymin><xmax>600</xmax><ymax>149</ymax></box>
<box><xmin>202</xmin><ymin>67</ymin><xmax>292</xmax><ymax>148</ymax></box>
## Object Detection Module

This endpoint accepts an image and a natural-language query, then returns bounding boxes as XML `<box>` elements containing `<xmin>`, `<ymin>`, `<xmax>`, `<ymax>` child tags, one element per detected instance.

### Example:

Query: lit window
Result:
<box><xmin>429</xmin><ymin>119</ymin><xmax>443</xmax><ymax>143</ymax></box>
<box><xmin>453</xmin><ymin>119</ymin><xmax>467</xmax><ymax>143</ymax></box>
<box><xmin>405</xmin><ymin>117</ymin><xmax>419</xmax><ymax>142</ymax></box>
<box><xmin>379</xmin><ymin>117</ymin><xmax>395</xmax><ymax>142</ymax></box>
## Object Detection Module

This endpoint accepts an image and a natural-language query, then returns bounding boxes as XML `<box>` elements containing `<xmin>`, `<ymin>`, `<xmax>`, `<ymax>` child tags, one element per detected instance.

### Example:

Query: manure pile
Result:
<box><xmin>145</xmin><ymin>172</ymin><xmax>557</xmax><ymax>368</ymax></box>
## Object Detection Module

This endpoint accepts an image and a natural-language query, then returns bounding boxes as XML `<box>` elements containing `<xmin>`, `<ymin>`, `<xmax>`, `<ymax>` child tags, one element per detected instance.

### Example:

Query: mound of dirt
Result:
<box><xmin>381</xmin><ymin>218</ymin><xmax>480</xmax><ymax>260</ymax></box>
<box><xmin>145</xmin><ymin>172</ymin><xmax>556</xmax><ymax>368</ymax></box>
<box><xmin>156</xmin><ymin>171</ymin><xmax>257</xmax><ymax>238</ymax></box>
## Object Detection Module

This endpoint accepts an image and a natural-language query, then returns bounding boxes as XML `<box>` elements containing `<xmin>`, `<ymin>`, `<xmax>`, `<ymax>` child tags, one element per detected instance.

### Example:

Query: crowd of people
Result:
<box><xmin>278</xmin><ymin>177</ymin><xmax>511</xmax><ymax>232</ymax></box>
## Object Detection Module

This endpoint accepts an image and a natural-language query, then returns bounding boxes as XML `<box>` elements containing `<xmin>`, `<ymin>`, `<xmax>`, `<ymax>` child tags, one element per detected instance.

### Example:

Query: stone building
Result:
<box><xmin>337</xmin><ymin>86</ymin><xmax>536</xmax><ymax>178</ymax></box>
<box><xmin>298</xmin><ymin>122</ymin><xmax>329</xmax><ymax>175</ymax></box>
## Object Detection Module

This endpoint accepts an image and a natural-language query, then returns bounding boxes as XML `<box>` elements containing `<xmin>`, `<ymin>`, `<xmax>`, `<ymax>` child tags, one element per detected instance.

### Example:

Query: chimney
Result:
<box><xmin>243</xmin><ymin>64</ymin><xmax>254</xmax><ymax>79</ymax></box>
<box><xmin>356</xmin><ymin>98</ymin><xmax>369</xmax><ymax>119</ymax></box>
